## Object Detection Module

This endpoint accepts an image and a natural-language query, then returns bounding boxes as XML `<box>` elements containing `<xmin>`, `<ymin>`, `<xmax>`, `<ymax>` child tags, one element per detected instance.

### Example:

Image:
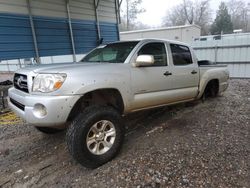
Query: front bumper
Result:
<box><xmin>8</xmin><ymin>87</ymin><xmax>80</xmax><ymax>127</ymax></box>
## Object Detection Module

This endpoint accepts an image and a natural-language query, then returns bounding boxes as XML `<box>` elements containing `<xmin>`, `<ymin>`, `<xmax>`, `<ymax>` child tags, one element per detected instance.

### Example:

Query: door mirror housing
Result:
<box><xmin>133</xmin><ymin>55</ymin><xmax>154</xmax><ymax>67</ymax></box>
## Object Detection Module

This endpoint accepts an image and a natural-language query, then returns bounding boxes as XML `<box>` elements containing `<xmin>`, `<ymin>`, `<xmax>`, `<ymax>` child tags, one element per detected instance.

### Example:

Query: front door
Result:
<box><xmin>130</xmin><ymin>42</ymin><xmax>174</xmax><ymax>110</ymax></box>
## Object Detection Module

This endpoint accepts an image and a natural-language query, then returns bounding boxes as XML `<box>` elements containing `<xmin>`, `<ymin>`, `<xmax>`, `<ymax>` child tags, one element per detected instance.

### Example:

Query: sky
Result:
<box><xmin>133</xmin><ymin>0</ymin><xmax>232</xmax><ymax>27</ymax></box>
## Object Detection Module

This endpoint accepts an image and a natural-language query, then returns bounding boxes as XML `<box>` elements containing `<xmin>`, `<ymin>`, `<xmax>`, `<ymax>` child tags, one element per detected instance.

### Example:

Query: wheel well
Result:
<box><xmin>67</xmin><ymin>89</ymin><xmax>124</xmax><ymax>122</ymax></box>
<box><xmin>204</xmin><ymin>79</ymin><xmax>219</xmax><ymax>97</ymax></box>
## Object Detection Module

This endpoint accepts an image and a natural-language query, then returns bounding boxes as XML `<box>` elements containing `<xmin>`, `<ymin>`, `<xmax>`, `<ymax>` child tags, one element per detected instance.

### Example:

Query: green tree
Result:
<box><xmin>211</xmin><ymin>2</ymin><xmax>233</xmax><ymax>34</ymax></box>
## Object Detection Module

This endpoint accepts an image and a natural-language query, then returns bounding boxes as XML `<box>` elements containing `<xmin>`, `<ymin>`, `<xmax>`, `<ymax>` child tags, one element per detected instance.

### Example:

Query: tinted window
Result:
<box><xmin>170</xmin><ymin>44</ymin><xmax>193</xmax><ymax>66</ymax></box>
<box><xmin>213</xmin><ymin>35</ymin><xmax>221</xmax><ymax>40</ymax></box>
<box><xmin>138</xmin><ymin>42</ymin><xmax>167</xmax><ymax>66</ymax></box>
<box><xmin>200</xmin><ymin>38</ymin><xmax>207</xmax><ymax>41</ymax></box>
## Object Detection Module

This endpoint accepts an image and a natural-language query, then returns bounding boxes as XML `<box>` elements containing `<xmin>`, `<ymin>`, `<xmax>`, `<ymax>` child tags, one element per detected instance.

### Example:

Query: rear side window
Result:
<box><xmin>138</xmin><ymin>42</ymin><xmax>167</xmax><ymax>66</ymax></box>
<box><xmin>170</xmin><ymin>44</ymin><xmax>193</xmax><ymax>66</ymax></box>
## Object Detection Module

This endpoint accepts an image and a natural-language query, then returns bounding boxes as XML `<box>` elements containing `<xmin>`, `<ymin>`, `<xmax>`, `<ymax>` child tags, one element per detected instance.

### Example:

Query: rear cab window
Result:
<box><xmin>170</xmin><ymin>44</ymin><xmax>193</xmax><ymax>66</ymax></box>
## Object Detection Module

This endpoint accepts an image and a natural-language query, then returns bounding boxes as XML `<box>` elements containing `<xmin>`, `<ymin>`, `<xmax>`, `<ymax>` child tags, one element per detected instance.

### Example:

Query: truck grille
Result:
<box><xmin>13</xmin><ymin>73</ymin><xmax>29</xmax><ymax>93</ymax></box>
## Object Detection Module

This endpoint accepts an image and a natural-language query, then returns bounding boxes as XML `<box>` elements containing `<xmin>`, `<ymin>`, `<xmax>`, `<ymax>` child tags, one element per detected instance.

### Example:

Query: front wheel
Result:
<box><xmin>66</xmin><ymin>105</ymin><xmax>124</xmax><ymax>168</ymax></box>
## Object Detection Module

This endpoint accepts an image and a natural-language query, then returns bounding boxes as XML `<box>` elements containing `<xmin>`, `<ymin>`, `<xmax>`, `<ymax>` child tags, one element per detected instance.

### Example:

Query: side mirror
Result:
<box><xmin>133</xmin><ymin>55</ymin><xmax>154</xmax><ymax>67</ymax></box>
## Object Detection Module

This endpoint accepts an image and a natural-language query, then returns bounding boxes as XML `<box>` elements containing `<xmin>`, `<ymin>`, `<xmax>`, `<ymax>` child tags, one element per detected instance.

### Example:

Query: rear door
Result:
<box><xmin>168</xmin><ymin>43</ymin><xmax>199</xmax><ymax>100</ymax></box>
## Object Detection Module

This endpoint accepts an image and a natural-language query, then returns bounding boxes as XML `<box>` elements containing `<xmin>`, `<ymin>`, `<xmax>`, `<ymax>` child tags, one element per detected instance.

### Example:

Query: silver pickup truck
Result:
<box><xmin>8</xmin><ymin>39</ymin><xmax>229</xmax><ymax>168</ymax></box>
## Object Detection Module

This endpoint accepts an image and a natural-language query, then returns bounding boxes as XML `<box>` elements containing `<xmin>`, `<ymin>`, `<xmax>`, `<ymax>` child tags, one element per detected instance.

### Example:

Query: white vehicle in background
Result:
<box><xmin>8</xmin><ymin>39</ymin><xmax>229</xmax><ymax>168</ymax></box>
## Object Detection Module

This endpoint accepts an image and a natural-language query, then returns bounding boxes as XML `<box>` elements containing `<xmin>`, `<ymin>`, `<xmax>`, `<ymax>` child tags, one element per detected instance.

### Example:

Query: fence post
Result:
<box><xmin>27</xmin><ymin>0</ymin><xmax>40</xmax><ymax>64</ymax></box>
<box><xmin>214</xmin><ymin>46</ymin><xmax>218</xmax><ymax>63</ymax></box>
<box><xmin>94</xmin><ymin>0</ymin><xmax>101</xmax><ymax>44</ymax></box>
<box><xmin>6</xmin><ymin>61</ymin><xmax>10</xmax><ymax>73</ymax></box>
<box><xmin>18</xmin><ymin>59</ymin><xmax>22</xmax><ymax>68</ymax></box>
<box><xmin>66</xmin><ymin>0</ymin><xmax>77</xmax><ymax>62</ymax></box>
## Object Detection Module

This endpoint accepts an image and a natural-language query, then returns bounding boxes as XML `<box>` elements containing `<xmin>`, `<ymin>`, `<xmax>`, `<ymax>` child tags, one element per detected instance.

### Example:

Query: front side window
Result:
<box><xmin>170</xmin><ymin>44</ymin><xmax>193</xmax><ymax>66</ymax></box>
<box><xmin>138</xmin><ymin>42</ymin><xmax>167</xmax><ymax>66</ymax></box>
<box><xmin>81</xmin><ymin>41</ymin><xmax>139</xmax><ymax>63</ymax></box>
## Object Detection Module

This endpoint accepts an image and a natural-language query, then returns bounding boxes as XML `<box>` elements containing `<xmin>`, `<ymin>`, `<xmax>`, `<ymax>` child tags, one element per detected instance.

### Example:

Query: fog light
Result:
<box><xmin>33</xmin><ymin>103</ymin><xmax>47</xmax><ymax>118</ymax></box>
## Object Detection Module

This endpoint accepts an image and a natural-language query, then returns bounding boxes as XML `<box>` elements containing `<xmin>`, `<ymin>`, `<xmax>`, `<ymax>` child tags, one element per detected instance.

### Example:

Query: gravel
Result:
<box><xmin>0</xmin><ymin>79</ymin><xmax>249</xmax><ymax>187</ymax></box>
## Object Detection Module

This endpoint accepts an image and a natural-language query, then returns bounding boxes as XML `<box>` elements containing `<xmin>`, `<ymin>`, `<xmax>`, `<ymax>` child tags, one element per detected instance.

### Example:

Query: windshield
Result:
<box><xmin>80</xmin><ymin>41</ymin><xmax>139</xmax><ymax>63</ymax></box>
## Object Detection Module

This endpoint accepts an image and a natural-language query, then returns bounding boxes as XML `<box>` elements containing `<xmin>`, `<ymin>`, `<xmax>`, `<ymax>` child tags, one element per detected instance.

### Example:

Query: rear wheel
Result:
<box><xmin>66</xmin><ymin>105</ymin><xmax>124</xmax><ymax>168</ymax></box>
<box><xmin>202</xmin><ymin>80</ymin><xmax>219</xmax><ymax>100</ymax></box>
<box><xmin>35</xmin><ymin>126</ymin><xmax>63</xmax><ymax>134</ymax></box>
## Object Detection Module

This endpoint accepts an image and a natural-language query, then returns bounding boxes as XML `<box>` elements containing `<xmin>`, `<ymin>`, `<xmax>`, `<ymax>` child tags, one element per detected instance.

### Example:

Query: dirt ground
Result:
<box><xmin>0</xmin><ymin>79</ymin><xmax>249</xmax><ymax>188</ymax></box>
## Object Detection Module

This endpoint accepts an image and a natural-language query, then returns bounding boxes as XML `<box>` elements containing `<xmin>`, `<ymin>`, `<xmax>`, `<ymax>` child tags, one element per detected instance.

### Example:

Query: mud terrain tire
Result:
<box><xmin>66</xmin><ymin>105</ymin><xmax>124</xmax><ymax>168</ymax></box>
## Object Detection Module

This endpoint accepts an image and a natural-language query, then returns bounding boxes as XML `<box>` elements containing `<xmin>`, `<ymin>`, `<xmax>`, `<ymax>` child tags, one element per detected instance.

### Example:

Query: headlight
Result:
<box><xmin>32</xmin><ymin>73</ymin><xmax>67</xmax><ymax>93</ymax></box>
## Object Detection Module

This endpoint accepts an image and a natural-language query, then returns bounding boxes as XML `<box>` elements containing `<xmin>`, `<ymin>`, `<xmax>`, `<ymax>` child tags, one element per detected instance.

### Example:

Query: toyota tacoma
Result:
<box><xmin>8</xmin><ymin>39</ymin><xmax>229</xmax><ymax>168</ymax></box>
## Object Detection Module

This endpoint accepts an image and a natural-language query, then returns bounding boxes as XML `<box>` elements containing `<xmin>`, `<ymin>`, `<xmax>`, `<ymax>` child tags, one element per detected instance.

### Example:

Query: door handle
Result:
<box><xmin>191</xmin><ymin>70</ymin><xmax>198</xmax><ymax>74</ymax></box>
<box><xmin>164</xmin><ymin>71</ymin><xmax>172</xmax><ymax>76</ymax></box>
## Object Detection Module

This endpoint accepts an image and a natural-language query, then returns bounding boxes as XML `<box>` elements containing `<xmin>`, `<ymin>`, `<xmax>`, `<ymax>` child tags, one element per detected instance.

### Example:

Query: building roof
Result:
<box><xmin>120</xmin><ymin>24</ymin><xmax>201</xmax><ymax>34</ymax></box>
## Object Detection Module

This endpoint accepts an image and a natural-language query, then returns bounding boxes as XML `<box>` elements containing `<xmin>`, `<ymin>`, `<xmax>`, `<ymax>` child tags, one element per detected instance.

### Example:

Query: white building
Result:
<box><xmin>120</xmin><ymin>25</ymin><xmax>201</xmax><ymax>43</ymax></box>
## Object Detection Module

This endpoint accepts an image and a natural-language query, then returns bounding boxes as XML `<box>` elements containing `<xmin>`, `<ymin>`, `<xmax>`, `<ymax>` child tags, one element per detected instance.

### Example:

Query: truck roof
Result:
<box><xmin>116</xmin><ymin>38</ymin><xmax>191</xmax><ymax>47</ymax></box>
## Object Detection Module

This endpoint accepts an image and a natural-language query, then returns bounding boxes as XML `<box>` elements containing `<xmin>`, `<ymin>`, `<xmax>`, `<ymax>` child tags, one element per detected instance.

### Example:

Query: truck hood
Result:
<box><xmin>19</xmin><ymin>62</ymin><xmax>112</xmax><ymax>73</ymax></box>
<box><xmin>15</xmin><ymin>62</ymin><xmax>131</xmax><ymax>96</ymax></box>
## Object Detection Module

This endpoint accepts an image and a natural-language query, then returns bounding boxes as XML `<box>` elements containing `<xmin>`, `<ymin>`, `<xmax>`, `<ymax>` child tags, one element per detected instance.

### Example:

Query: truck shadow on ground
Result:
<box><xmin>124</xmin><ymin>100</ymin><xmax>200</xmax><ymax>134</ymax></box>
<box><xmin>40</xmin><ymin>99</ymin><xmax>202</xmax><ymax>153</ymax></box>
